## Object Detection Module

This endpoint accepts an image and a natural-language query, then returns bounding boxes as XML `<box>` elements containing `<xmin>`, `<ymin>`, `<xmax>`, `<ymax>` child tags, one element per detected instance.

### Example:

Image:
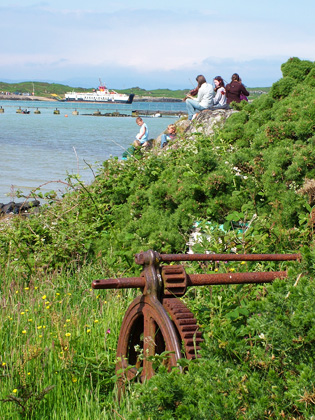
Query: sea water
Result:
<box><xmin>0</xmin><ymin>100</ymin><xmax>186</xmax><ymax>203</ymax></box>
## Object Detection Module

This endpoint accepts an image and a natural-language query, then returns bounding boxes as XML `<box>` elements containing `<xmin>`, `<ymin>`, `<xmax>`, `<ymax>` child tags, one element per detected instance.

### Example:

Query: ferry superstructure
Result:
<box><xmin>64</xmin><ymin>81</ymin><xmax>134</xmax><ymax>104</ymax></box>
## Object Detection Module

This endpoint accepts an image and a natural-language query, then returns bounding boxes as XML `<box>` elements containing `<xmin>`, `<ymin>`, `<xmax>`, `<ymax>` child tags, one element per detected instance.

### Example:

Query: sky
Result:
<box><xmin>1</xmin><ymin>0</ymin><xmax>315</xmax><ymax>89</ymax></box>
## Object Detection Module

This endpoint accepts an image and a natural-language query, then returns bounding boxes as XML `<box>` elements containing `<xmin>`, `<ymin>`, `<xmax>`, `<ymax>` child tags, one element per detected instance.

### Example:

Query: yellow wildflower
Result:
<box><xmin>42</xmin><ymin>295</ymin><xmax>46</xmax><ymax>300</ymax></box>
<box><xmin>13</xmin><ymin>389</ymin><xmax>17</xmax><ymax>393</ymax></box>
<box><xmin>22</xmin><ymin>330</ymin><xmax>27</xmax><ymax>334</ymax></box>
<box><xmin>65</xmin><ymin>333</ymin><xmax>71</xmax><ymax>337</ymax></box>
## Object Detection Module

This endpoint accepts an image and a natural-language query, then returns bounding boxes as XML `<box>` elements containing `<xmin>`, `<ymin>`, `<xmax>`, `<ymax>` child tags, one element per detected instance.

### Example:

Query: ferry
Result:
<box><xmin>64</xmin><ymin>81</ymin><xmax>134</xmax><ymax>104</ymax></box>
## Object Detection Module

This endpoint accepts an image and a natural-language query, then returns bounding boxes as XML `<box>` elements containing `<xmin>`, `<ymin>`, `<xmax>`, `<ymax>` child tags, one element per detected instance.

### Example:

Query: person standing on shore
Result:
<box><xmin>185</xmin><ymin>75</ymin><xmax>214</xmax><ymax>120</ymax></box>
<box><xmin>225</xmin><ymin>73</ymin><xmax>249</xmax><ymax>104</ymax></box>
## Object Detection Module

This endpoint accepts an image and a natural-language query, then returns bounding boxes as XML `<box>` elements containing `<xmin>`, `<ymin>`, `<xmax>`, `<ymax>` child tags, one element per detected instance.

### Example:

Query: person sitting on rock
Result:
<box><xmin>122</xmin><ymin>117</ymin><xmax>149</xmax><ymax>159</ymax></box>
<box><xmin>185</xmin><ymin>75</ymin><xmax>214</xmax><ymax>120</ymax></box>
<box><xmin>226</xmin><ymin>73</ymin><xmax>249</xmax><ymax>104</ymax></box>
<box><xmin>210</xmin><ymin>76</ymin><xmax>228</xmax><ymax>109</ymax></box>
<box><xmin>239</xmin><ymin>78</ymin><xmax>249</xmax><ymax>102</ymax></box>
<box><xmin>160</xmin><ymin>124</ymin><xmax>176</xmax><ymax>148</ymax></box>
<box><xmin>133</xmin><ymin>117</ymin><xmax>149</xmax><ymax>147</ymax></box>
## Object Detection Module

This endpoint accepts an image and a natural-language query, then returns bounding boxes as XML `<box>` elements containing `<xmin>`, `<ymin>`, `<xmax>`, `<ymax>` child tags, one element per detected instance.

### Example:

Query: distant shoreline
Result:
<box><xmin>0</xmin><ymin>94</ymin><xmax>182</xmax><ymax>103</ymax></box>
<box><xmin>0</xmin><ymin>94</ymin><xmax>56</xmax><ymax>102</ymax></box>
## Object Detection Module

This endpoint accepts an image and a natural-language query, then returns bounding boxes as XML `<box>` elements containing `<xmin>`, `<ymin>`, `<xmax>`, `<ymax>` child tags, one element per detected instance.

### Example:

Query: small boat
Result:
<box><xmin>64</xmin><ymin>79</ymin><xmax>134</xmax><ymax>104</ymax></box>
<box><xmin>21</xmin><ymin>109</ymin><xmax>30</xmax><ymax>114</ymax></box>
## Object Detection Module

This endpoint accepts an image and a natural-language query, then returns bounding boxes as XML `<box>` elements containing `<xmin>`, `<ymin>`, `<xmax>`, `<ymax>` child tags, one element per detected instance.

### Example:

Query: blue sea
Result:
<box><xmin>0</xmin><ymin>100</ymin><xmax>186</xmax><ymax>203</ymax></box>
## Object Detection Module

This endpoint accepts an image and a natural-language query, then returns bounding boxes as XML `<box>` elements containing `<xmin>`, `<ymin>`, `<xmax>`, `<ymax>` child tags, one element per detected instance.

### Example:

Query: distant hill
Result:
<box><xmin>0</xmin><ymin>81</ymin><xmax>88</xmax><ymax>98</ymax></box>
<box><xmin>0</xmin><ymin>81</ymin><xmax>269</xmax><ymax>100</ymax></box>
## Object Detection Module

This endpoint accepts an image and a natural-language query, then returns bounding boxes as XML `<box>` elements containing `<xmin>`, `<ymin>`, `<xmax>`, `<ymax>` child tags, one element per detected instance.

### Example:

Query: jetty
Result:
<box><xmin>81</xmin><ymin>110</ymin><xmax>186</xmax><ymax>118</ymax></box>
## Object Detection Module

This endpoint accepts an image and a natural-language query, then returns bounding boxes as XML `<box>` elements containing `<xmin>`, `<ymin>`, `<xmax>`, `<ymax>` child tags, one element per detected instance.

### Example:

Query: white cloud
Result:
<box><xmin>0</xmin><ymin>3</ymin><xmax>314</xmax><ymax>88</ymax></box>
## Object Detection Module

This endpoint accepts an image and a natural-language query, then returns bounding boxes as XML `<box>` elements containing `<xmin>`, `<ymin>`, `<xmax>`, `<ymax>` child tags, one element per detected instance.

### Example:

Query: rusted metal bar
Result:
<box><xmin>187</xmin><ymin>271</ymin><xmax>287</xmax><ymax>286</ymax></box>
<box><xmin>157</xmin><ymin>253</ymin><xmax>301</xmax><ymax>262</ymax></box>
<box><xmin>92</xmin><ymin>277</ymin><xmax>145</xmax><ymax>289</ymax></box>
<box><xmin>92</xmin><ymin>270</ymin><xmax>287</xmax><ymax>290</ymax></box>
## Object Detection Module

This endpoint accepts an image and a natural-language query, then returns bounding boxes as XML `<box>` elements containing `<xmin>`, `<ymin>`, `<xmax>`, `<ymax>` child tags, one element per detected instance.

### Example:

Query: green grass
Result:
<box><xmin>0</xmin><ymin>265</ymin><xmax>136</xmax><ymax>419</ymax></box>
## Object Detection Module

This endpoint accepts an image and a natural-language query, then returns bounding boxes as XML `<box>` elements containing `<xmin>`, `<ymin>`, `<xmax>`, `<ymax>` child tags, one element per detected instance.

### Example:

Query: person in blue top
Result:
<box><xmin>134</xmin><ymin>117</ymin><xmax>149</xmax><ymax>147</ymax></box>
<box><xmin>160</xmin><ymin>124</ymin><xmax>176</xmax><ymax>148</ymax></box>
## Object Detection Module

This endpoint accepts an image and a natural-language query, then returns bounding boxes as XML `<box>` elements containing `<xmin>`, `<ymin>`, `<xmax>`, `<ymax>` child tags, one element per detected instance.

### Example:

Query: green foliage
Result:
<box><xmin>270</xmin><ymin>77</ymin><xmax>297</xmax><ymax>99</ymax></box>
<box><xmin>2</xmin><ymin>57</ymin><xmax>315</xmax><ymax>418</ymax></box>
<box><xmin>0</xmin><ymin>81</ymin><xmax>89</xmax><ymax>97</ymax></box>
<box><xmin>304</xmin><ymin>68</ymin><xmax>315</xmax><ymax>88</ymax></box>
<box><xmin>281</xmin><ymin>57</ymin><xmax>314</xmax><ymax>80</ymax></box>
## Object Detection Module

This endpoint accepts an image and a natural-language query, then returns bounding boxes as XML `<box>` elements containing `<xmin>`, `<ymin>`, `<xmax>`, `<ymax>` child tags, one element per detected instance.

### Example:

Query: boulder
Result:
<box><xmin>185</xmin><ymin>108</ymin><xmax>235</xmax><ymax>137</ymax></box>
<box><xmin>0</xmin><ymin>200</ymin><xmax>40</xmax><ymax>215</ymax></box>
<box><xmin>154</xmin><ymin>109</ymin><xmax>235</xmax><ymax>151</ymax></box>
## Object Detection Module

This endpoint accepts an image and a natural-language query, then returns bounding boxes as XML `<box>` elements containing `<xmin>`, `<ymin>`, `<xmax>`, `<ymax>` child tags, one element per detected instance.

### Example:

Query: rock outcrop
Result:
<box><xmin>0</xmin><ymin>200</ymin><xmax>40</xmax><ymax>215</ymax></box>
<box><xmin>154</xmin><ymin>108</ymin><xmax>235</xmax><ymax>150</ymax></box>
<box><xmin>185</xmin><ymin>108</ymin><xmax>235</xmax><ymax>137</ymax></box>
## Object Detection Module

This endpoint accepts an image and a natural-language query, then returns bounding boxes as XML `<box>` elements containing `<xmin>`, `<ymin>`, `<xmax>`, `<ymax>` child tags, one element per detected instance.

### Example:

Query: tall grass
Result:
<box><xmin>0</xmin><ymin>264</ymin><xmax>136</xmax><ymax>419</ymax></box>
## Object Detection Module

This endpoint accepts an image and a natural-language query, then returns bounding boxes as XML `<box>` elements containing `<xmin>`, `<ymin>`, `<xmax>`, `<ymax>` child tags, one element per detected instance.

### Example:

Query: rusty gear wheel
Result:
<box><xmin>161</xmin><ymin>265</ymin><xmax>187</xmax><ymax>297</ymax></box>
<box><xmin>163</xmin><ymin>298</ymin><xmax>203</xmax><ymax>359</ymax></box>
<box><xmin>116</xmin><ymin>294</ymin><xmax>203</xmax><ymax>394</ymax></box>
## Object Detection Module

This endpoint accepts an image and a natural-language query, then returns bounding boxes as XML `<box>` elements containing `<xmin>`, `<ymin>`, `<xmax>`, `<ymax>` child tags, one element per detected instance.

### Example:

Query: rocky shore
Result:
<box><xmin>0</xmin><ymin>200</ymin><xmax>40</xmax><ymax>216</ymax></box>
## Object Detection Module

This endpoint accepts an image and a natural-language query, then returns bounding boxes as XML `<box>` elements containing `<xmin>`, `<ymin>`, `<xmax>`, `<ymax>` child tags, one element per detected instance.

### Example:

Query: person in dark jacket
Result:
<box><xmin>225</xmin><ymin>73</ymin><xmax>249</xmax><ymax>104</ymax></box>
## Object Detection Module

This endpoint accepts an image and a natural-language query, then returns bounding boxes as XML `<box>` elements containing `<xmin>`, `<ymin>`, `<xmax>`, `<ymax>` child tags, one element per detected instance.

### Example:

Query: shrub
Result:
<box><xmin>270</xmin><ymin>77</ymin><xmax>296</xmax><ymax>99</ymax></box>
<box><xmin>281</xmin><ymin>56</ymin><xmax>314</xmax><ymax>80</ymax></box>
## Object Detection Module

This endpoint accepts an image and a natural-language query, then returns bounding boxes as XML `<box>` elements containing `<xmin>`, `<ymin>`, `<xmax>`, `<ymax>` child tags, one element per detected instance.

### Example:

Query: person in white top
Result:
<box><xmin>185</xmin><ymin>75</ymin><xmax>214</xmax><ymax>120</ymax></box>
<box><xmin>211</xmin><ymin>76</ymin><xmax>228</xmax><ymax>109</ymax></box>
<box><xmin>133</xmin><ymin>117</ymin><xmax>149</xmax><ymax>147</ymax></box>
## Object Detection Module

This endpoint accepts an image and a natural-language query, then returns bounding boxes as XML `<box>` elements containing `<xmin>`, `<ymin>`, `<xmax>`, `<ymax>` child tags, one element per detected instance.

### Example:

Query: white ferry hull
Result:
<box><xmin>64</xmin><ymin>91</ymin><xmax>134</xmax><ymax>104</ymax></box>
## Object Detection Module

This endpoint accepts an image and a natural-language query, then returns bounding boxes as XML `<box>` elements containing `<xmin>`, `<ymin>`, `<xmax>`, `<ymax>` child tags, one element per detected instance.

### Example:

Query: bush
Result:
<box><xmin>281</xmin><ymin>57</ymin><xmax>314</xmax><ymax>80</ymax></box>
<box><xmin>270</xmin><ymin>77</ymin><xmax>296</xmax><ymax>99</ymax></box>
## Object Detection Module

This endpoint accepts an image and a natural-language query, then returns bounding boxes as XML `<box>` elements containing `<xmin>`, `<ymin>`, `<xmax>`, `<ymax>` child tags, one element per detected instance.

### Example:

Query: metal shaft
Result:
<box><xmin>187</xmin><ymin>271</ymin><xmax>287</xmax><ymax>286</ymax></box>
<box><xmin>92</xmin><ymin>271</ymin><xmax>287</xmax><ymax>289</ymax></box>
<box><xmin>158</xmin><ymin>253</ymin><xmax>301</xmax><ymax>262</ymax></box>
<box><xmin>92</xmin><ymin>277</ymin><xmax>145</xmax><ymax>289</ymax></box>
